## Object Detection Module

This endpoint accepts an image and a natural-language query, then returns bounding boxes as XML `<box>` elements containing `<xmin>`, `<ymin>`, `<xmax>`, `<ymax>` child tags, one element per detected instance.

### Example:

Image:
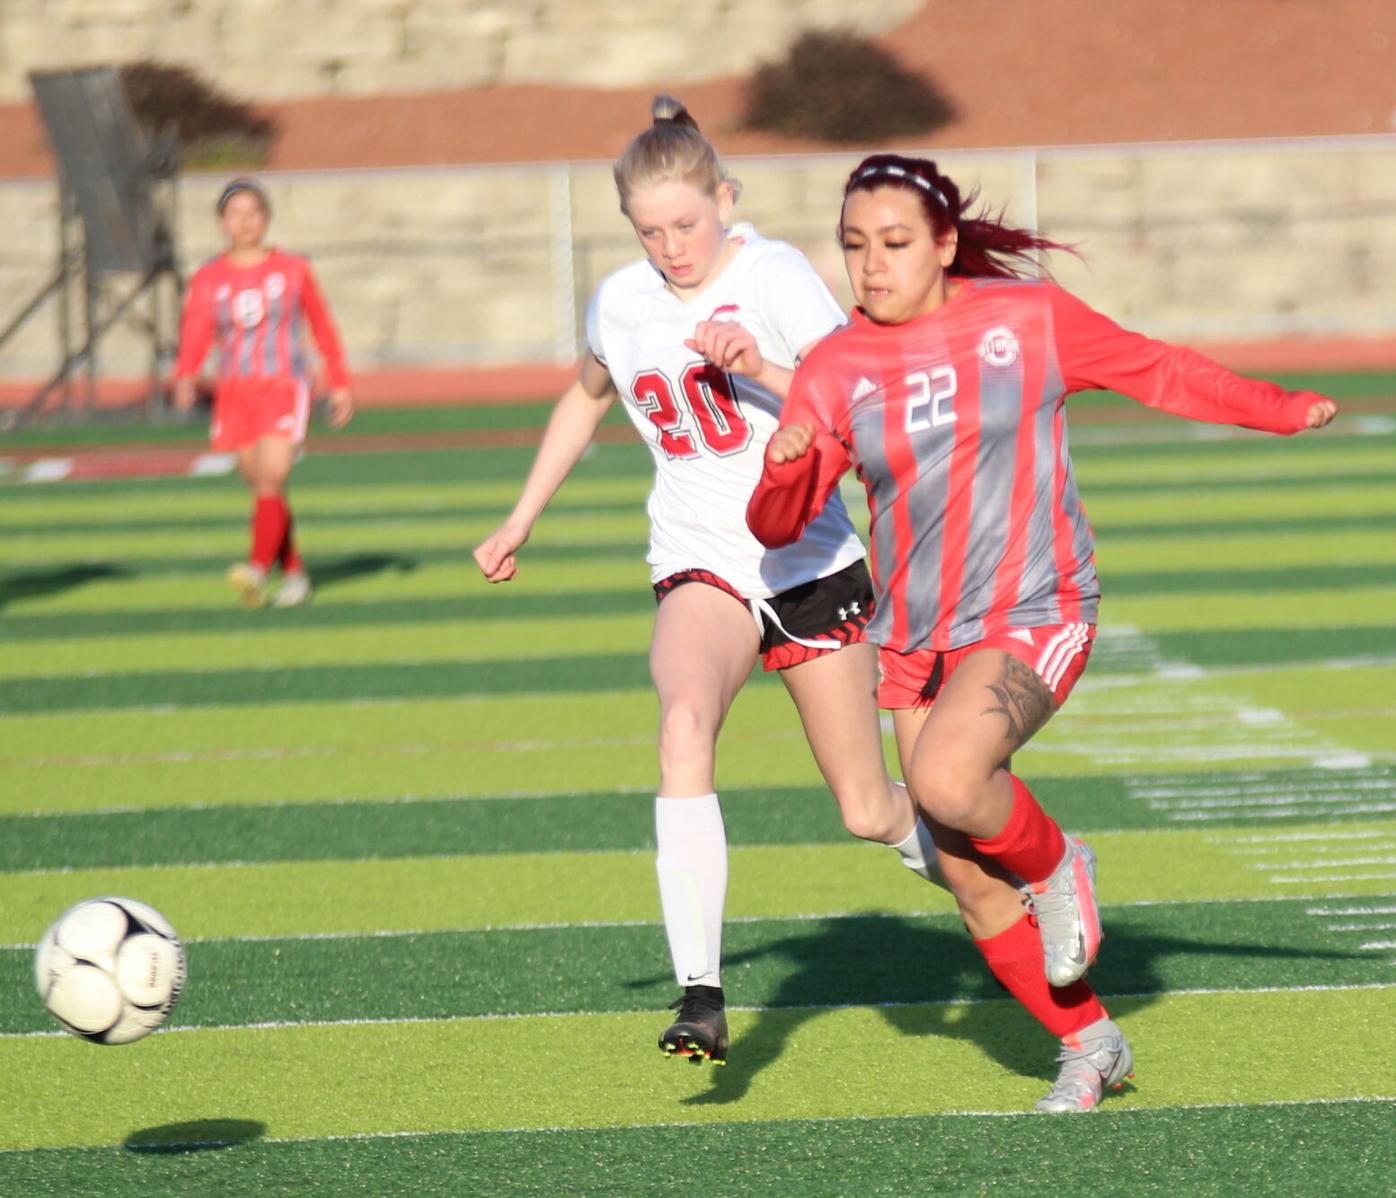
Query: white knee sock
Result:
<box><xmin>654</xmin><ymin>793</ymin><xmax>727</xmax><ymax>988</ymax></box>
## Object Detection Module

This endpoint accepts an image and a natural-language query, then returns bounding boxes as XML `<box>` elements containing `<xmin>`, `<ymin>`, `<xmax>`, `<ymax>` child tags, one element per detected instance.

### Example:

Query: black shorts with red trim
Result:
<box><xmin>654</xmin><ymin>560</ymin><xmax>874</xmax><ymax>672</ymax></box>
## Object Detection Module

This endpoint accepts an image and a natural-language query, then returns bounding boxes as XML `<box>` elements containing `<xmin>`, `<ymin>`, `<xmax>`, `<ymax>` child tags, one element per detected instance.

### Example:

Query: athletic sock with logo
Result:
<box><xmin>654</xmin><ymin>794</ymin><xmax>727</xmax><ymax>989</ymax></box>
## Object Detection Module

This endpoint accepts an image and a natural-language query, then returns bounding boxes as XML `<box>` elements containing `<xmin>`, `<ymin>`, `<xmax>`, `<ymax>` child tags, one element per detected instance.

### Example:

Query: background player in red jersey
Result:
<box><xmin>173</xmin><ymin>178</ymin><xmax>354</xmax><ymax>608</ymax></box>
<box><xmin>475</xmin><ymin>102</ymin><xmax>945</xmax><ymax>1069</ymax></box>
<box><xmin>748</xmin><ymin>153</ymin><xmax>1338</xmax><ymax>1112</ymax></box>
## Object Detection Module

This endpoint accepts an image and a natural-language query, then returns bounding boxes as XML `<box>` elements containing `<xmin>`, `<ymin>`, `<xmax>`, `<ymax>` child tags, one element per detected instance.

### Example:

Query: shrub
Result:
<box><xmin>743</xmin><ymin>29</ymin><xmax>955</xmax><ymax>144</ymax></box>
<box><xmin>119</xmin><ymin>61</ymin><xmax>276</xmax><ymax>168</ymax></box>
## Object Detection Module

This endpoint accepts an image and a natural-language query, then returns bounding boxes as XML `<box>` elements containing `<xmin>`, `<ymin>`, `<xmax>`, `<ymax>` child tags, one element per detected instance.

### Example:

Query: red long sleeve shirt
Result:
<box><xmin>747</xmin><ymin>277</ymin><xmax>1319</xmax><ymax>654</ymax></box>
<box><xmin>176</xmin><ymin>250</ymin><xmax>350</xmax><ymax>388</ymax></box>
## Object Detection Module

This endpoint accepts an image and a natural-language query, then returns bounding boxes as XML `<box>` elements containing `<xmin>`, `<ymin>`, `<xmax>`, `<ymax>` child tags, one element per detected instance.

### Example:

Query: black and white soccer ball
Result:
<box><xmin>34</xmin><ymin>897</ymin><xmax>187</xmax><ymax>1045</ymax></box>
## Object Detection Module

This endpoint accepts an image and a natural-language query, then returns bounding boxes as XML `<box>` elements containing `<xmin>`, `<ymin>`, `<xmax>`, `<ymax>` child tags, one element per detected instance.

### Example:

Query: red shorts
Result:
<box><xmin>210</xmin><ymin>377</ymin><xmax>310</xmax><ymax>451</ymax></box>
<box><xmin>878</xmin><ymin>622</ymin><xmax>1096</xmax><ymax>710</ymax></box>
<box><xmin>655</xmin><ymin>561</ymin><xmax>872</xmax><ymax>672</ymax></box>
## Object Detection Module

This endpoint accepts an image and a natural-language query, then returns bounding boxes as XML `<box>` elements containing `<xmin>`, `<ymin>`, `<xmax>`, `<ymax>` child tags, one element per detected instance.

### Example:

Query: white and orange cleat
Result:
<box><xmin>1024</xmin><ymin>837</ymin><xmax>1102</xmax><ymax>987</ymax></box>
<box><xmin>226</xmin><ymin>562</ymin><xmax>267</xmax><ymax>609</ymax></box>
<box><xmin>1036</xmin><ymin>1017</ymin><xmax>1134</xmax><ymax>1113</ymax></box>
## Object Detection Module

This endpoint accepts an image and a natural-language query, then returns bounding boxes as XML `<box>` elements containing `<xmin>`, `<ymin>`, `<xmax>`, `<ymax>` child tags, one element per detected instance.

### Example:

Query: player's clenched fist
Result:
<box><xmin>474</xmin><ymin>525</ymin><xmax>526</xmax><ymax>583</ymax></box>
<box><xmin>765</xmin><ymin>423</ymin><xmax>815</xmax><ymax>465</ymax></box>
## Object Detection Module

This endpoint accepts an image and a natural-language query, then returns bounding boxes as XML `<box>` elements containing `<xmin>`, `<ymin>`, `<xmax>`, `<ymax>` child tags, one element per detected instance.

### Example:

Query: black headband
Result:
<box><xmin>217</xmin><ymin>179</ymin><xmax>269</xmax><ymax>214</ymax></box>
<box><xmin>850</xmin><ymin>163</ymin><xmax>948</xmax><ymax>209</ymax></box>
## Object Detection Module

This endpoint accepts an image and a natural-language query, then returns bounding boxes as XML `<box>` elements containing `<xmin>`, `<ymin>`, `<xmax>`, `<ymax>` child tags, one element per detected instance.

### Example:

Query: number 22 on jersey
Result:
<box><xmin>905</xmin><ymin>367</ymin><xmax>957</xmax><ymax>433</ymax></box>
<box><xmin>633</xmin><ymin>363</ymin><xmax>753</xmax><ymax>460</ymax></box>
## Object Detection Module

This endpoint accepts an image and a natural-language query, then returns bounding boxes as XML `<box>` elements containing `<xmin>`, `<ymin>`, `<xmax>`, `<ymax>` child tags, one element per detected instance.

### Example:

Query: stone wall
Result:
<box><xmin>0</xmin><ymin>0</ymin><xmax>923</xmax><ymax>102</ymax></box>
<box><xmin>1</xmin><ymin>137</ymin><xmax>1393</xmax><ymax>380</ymax></box>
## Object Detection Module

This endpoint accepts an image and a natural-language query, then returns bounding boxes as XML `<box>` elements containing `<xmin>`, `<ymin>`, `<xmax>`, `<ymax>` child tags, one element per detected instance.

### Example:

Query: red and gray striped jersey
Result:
<box><xmin>748</xmin><ymin>276</ymin><xmax>1318</xmax><ymax>653</ymax></box>
<box><xmin>176</xmin><ymin>250</ymin><xmax>350</xmax><ymax>388</ymax></box>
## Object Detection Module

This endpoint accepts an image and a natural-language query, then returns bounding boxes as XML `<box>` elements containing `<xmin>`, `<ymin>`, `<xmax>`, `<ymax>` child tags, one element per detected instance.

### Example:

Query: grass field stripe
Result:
<box><xmin>2</xmin><ymin>822</ymin><xmax>1395</xmax><ymax>940</ymax></box>
<box><xmin>0</xmin><ymin>768</ymin><xmax>1388</xmax><ymax>872</ymax></box>
<box><xmin>4</xmin><ymin>900</ymin><xmax>1392</xmax><ymax>1034</ymax></box>
<box><xmin>8</xmin><ymin>560</ymin><xmax>1393</xmax><ymax>623</ymax></box>
<box><xmin>0</xmin><ymin>613</ymin><xmax>656</xmax><ymax>678</ymax></box>
<box><xmin>2</xmin><ymin>988</ymin><xmax>1392</xmax><ymax>1150</ymax></box>
<box><xmin>6</xmin><ymin>519</ymin><xmax>1391</xmax><ymax>572</ymax></box>
<box><xmin>2</xmin><ymin>694</ymin><xmax>1387</xmax><ymax>818</ymax></box>
<box><xmin>2</xmin><ymin>1104</ymin><xmax>1394</xmax><ymax>1198</ymax></box>
<box><xmin>7</xmin><ymin>628</ymin><xmax>1396</xmax><ymax>715</ymax></box>
<box><xmin>4</xmin><ymin>887</ymin><xmax>1391</xmax><ymax>947</ymax></box>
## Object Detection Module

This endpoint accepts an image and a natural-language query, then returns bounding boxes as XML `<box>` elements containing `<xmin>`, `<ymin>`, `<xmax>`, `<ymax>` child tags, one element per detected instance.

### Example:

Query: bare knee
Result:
<box><xmin>911</xmin><ymin>756</ymin><xmax>997</xmax><ymax>832</ymax></box>
<box><xmin>656</xmin><ymin>701</ymin><xmax>719</xmax><ymax>781</ymax></box>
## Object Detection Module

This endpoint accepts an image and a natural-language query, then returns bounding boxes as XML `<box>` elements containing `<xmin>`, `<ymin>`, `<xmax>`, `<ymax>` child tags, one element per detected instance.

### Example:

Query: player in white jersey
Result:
<box><xmin>474</xmin><ymin>96</ymin><xmax>945</xmax><ymax>1066</ymax></box>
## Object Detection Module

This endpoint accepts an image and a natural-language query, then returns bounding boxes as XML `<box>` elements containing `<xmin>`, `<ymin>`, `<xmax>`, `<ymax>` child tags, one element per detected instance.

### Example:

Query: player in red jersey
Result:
<box><xmin>173</xmin><ymin>178</ymin><xmax>354</xmax><ymax>608</ymax></box>
<box><xmin>748</xmin><ymin>153</ymin><xmax>1338</xmax><ymax>1111</ymax></box>
<box><xmin>475</xmin><ymin>103</ymin><xmax>946</xmax><ymax>1068</ymax></box>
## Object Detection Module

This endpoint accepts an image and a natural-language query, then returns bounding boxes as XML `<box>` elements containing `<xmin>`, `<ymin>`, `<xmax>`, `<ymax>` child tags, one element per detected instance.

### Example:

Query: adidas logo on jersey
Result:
<box><xmin>851</xmin><ymin>377</ymin><xmax>878</xmax><ymax>403</ymax></box>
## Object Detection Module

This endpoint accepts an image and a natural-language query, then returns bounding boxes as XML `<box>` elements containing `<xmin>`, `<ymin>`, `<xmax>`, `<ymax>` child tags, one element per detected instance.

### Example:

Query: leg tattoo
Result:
<box><xmin>983</xmin><ymin>655</ymin><xmax>1057</xmax><ymax>747</ymax></box>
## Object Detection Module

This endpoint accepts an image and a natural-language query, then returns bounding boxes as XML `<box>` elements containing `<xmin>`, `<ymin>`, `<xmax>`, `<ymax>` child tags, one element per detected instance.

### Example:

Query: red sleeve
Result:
<box><xmin>175</xmin><ymin>268</ymin><xmax>214</xmax><ymax>379</ymax></box>
<box><xmin>746</xmin><ymin>374</ymin><xmax>852</xmax><ymax>548</ymax></box>
<box><xmin>299</xmin><ymin>262</ymin><xmax>351</xmax><ymax>388</ymax></box>
<box><xmin>1048</xmin><ymin>286</ymin><xmax>1319</xmax><ymax>434</ymax></box>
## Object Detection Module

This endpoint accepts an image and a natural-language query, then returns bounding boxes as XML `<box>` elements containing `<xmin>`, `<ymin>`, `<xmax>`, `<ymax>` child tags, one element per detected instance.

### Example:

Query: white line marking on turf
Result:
<box><xmin>1359</xmin><ymin>940</ymin><xmax>1396</xmax><ymax>950</ymax></box>
<box><xmin>1270</xmin><ymin>871</ymin><xmax>1396</xmax><ymax>884</ymax></box>
<box><xmin>1306</xmin><ymin>905</ymin><xmax>1396</xmax><ymax>916</ymax></box>
<box><xmin>3</xmin><ymin>982</ymin><xmax>1392</xmax><ymax>1040</ymax></box>
<box><xmin>4</xmin><ymin>893</ymin><xmax>1396</xmax><ymax>950</ymax></box>
<box><xmin>1250</xmin><ymin>848</ymin><xmax>1396</xmax><ymax>865</ymax></box>
<box><xmin>42</xmin><ymin>1093</ymin><xmax>1386</xmax><ymax>1153</ymax></box>
<box><xmin>1213</xmin><ymin>829</ymin><xmax>1396</xmax><ymax>845</ymax></box>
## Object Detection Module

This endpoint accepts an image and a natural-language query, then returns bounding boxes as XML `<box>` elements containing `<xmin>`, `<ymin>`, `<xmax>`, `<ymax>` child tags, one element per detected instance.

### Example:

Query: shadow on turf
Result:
<box><xmin>123</xmin><ymin>1119</ymin><xmax>265</xmax><ymax>1154</ymax></box>
<box><xmin>307</xmin><ymin>552</ymin><xmax>419</xmax><ymax>592</ymax></box>
<box><xmin>0</xmin><ymin>563</ymin><xmax>132</xmax><ymax>610</ymax></box>
<box><xmin>672</xmin><ymin>912</ymin><xmax>1361</xmax><ymax>1107</ymax></box>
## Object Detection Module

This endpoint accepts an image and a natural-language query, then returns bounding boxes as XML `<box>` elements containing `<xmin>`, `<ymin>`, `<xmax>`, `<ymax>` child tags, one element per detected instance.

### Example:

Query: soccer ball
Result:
<box><xmin>34</xmin><ymin>897</ymin><xmax>187</xmax><ymax>1045</ymax></box>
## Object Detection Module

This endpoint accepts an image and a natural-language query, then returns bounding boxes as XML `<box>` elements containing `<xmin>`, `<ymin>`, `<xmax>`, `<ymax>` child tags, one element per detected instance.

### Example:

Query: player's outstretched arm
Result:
<box><xmin>473</xmin><ymin>354</ymin><xmax>616</xmax><ymax>584</ymax></box>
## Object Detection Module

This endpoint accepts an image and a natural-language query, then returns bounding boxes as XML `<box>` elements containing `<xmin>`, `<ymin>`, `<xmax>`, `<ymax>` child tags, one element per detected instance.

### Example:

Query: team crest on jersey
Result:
<box><xmin>709</xmin><ymin>303</ymin><xmax>742</xmax><ymax>323</ymax></box>
<box><xmin>232</xmin><ymin>288</ymin><xmax>265</xmax><ymax>329</ymax></box>
<box><xmin>978</xmin><ymin>326</ymin><xmax>1020</xmax><ymax>367</ymax></box>
<box><xmin>264</xmin><ymin>272</ymin><xmax>287</xmax><ymax>300</ymax></box>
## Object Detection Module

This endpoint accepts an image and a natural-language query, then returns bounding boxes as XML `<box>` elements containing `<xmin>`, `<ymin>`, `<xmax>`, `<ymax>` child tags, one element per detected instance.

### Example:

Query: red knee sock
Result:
<box><xmin>277</xmin><ymin>504</ymin><xmax>302</xmax><ymax>574</ymax></box>
<box><xmin>975</xmin><ymin>913</ymin><xmax>1105</xmax><ymax>1037</ymax></box>
<box><xmin>968</xmin><ymin>774</ymin><xmax>1066</xmax><ymax>884</ymax></box>
<box><xmin>250</xmin><ymin>495</ymin><xmax>289</xmax><ymax>570</ymax></box>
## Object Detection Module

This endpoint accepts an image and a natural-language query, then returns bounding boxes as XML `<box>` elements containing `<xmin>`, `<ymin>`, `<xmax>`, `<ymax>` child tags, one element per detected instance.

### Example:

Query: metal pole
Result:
<box><xmin>57</xmin><ymin>182</ymin><xmax>75</xmax><ymax>413</ymax></box>
<box><xmin>550</xmin><ymin>165</ymin><xmax>577</xmax><ymax>363</ymax></box>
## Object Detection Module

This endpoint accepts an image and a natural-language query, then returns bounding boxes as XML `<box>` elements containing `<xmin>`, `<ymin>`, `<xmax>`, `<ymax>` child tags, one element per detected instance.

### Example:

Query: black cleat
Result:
<box><xmin>658</xmin><ymin>985</ymin><xmax>728</xmax><ymax>1065</ymax></box>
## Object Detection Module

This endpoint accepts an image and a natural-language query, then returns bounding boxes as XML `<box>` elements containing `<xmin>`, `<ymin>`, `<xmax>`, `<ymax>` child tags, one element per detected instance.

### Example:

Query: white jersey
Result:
<box><xmin>586</xmin><ymin>224</ymin><xmax>865</xmax><ymax>598</ymax></box>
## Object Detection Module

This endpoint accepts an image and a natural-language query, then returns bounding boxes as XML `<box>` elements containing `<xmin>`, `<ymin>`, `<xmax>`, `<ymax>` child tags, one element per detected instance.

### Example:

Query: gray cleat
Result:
<box><xmin>1036</xmin><ymin>1017</ymin><xmax>1134</xmax><ymax>1113</ymax></box>
<box><xmin>1023</xmin><ymin>837</ymin><xmax>1102</xmax><ymax>987</ymax></box>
